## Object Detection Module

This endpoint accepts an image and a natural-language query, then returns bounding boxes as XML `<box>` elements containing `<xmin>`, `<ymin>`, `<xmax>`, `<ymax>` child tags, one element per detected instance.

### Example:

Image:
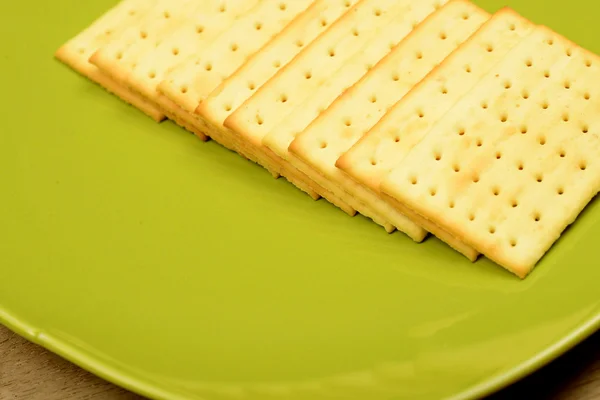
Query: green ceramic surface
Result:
<box><xmin>2</xmin><ymin>1</ymin><xmax>599</xmax><ymax>399</ymax></box>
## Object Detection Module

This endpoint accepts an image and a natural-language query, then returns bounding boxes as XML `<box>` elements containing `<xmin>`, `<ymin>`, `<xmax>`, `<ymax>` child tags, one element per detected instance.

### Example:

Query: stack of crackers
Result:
<box><xmin>56</xmin><ymin>0</ymin><xmax>600</xmax><ymax>279</ymax></box>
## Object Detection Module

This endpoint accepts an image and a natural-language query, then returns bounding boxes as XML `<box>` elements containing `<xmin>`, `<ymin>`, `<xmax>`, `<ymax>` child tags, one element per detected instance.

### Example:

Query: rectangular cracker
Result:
<box><xmin>89</xmin><ymin>0</ymin><xmax>259</xmax><ymax>140</ymax></box>
<box><xmin>336</xmin><ymin>8</ymin><xmax>535</xmax><ymax>257</ymax></box>
<box><xmin>54</xmin><ymin>0</ymin><xmax>164</xmax><ymax>121</ymax></box>
<box><xmin>286</xmin><ymin>0</ymin><xmax>487</xmax><ymax>241</ymax></box>
<box><xmin>156</xmin><ymin>0</ymin><xmax>315</xmax><ymax>149</ymax></box>
<box><xmin>227</xmin><ymin>0</ymin><xmax>448</xmax><ymax>232</ymax></box>
<box><xmin>194</xmin><ymin>0</ymin><xmax>361</xmax><ymax>210</ymax></box>
<box><xmin>380</xmin><ymin>26</ymin><xmax>600</xmax><ymax>278</ymax></box>
<box><xmin>195</xmin><ymin>0</ymin><xmax>360</xmax><ymax>162</ymax></box>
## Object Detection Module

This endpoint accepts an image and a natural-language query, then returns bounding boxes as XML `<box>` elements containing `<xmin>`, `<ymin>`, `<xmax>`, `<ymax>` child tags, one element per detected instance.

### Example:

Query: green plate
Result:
<box><xmin>2</xmin><ymin>1</ymin><xmax>599</xmax><ymax>399</ymax></box>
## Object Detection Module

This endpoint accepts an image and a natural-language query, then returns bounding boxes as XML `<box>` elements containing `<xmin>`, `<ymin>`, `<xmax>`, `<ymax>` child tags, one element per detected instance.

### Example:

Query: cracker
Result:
<box><xmin>227</xmin><ymin>0</ymin><xmax>449</xmax><ymax>232</ymax></box>
<box><xmin>157</xmin><ymin>0</ymin><xmax>314</xmax><ymax>147</ymax></box>
<box><xmin>381</xmin><ymin>26</ymin><xmax>600</xmax><ymax>278</ymax></box>
<box><xmin>286</xmin><ymin>0</ymin><xmax>487</xmax><ymax>241</ymax></box>
<box><xmin>91</xmin><ymin>0</ymin><xmax>260</xmax><ymax>137</ymax></box>
<box><xmin>196</xmin><ymin>0</ymin><xmax>360</xmax><ymax>158</ymax></box>
<box><xmin>193</xmin><ymin>0</ymin><xmax>361</xmax><ymax>208</ymax></box>
<box><xmin>54</xmin><ymin>0</ymin><xmax>164</xmax><ymax>121</ymax></box>
<box><xmin>337</xmin><ymin>8</ymin><xmax>534</xmax><ymax>256</ymax></box>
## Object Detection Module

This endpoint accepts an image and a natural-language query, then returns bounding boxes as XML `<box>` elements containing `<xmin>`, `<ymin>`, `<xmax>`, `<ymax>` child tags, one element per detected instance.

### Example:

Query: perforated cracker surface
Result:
<box><xmin>336</xmin><ymin>8</ymin><xmax>534</xmax><ymax>256</ymax></box>
<box><xmin>381</xmin><ymin>26</ymin><xmax>600</xmax><ymax>277</ymax></box>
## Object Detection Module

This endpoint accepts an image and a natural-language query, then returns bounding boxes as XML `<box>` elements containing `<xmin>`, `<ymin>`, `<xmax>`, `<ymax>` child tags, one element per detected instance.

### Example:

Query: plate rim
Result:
<box><xmin>1</xmin><ymin>303</ymin><xmax>598</xmax><ymax>400</ymax></box>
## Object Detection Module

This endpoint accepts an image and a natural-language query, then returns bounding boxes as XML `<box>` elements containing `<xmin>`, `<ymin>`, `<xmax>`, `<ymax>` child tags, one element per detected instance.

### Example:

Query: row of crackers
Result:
<box><xmin>56</xmin><ymin>0</ymin><xmax>600</xmax><ymax>279</ymax></box>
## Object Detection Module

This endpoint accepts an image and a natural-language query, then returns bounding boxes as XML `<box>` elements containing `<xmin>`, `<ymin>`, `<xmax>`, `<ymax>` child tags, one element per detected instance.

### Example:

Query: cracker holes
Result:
<box><xmin>116</xmin><ymin>52</ymin><xmax>123</xmax><ymax>60</ymax></box>
<box><xmin>140</xmin><ymin>31</ymin><xmax>148</xmax><ymax>39</ymax></box>
<box><xmin>517</xmin><ymin>162</ymin><xmax>524</xmax><ymax>171</ymax></box>
<box><xmin>441</xmin><ymin>87</ymin><xmax>448</xmax><ymax>95</ymax></box>
<box><xmin>343</xmin><ymin>118</ymin><xmax>352</xmax><ymax>127</ymax></box>
<box><xmin>542</xmin><ymin>101</ymin><xmax>549</xmax><ymax>110</ymax></box>
<box><xmin>392</xmin><ymin>73</ymin><xmax>400</xmax><ymax>82</ymax></box>
<box><xmin>433</xmin><ymin>1</ymin><xmax>443</xmax><ymax>10</ymax></box>
<box><xmin>429</xmin><ymin>187</ymin><xmax>437</xmax><ymax>197</ymax></box>
<box><xmin>509</xmin><ymin>23</ymin><xmax>516</xmax><ymax>31</ymax></box>
<box><xmin>465</xmin><ymin>65</ymin><xmax>472</xmax><ymax>73</ymax></box>
<box><xmin>582</xmin><ymin>124</ymin><xmax>589</xmax><ymax>134</ymax></box>
<box><xmin>453</xmin><ymin>164</ymin><xmax>460</xmax><ymax>173</ymax></box>
<box><xmin>295</xmin><ymin>40</ymin><xmax>304</xmax><ymax>48</ymax></box>
<box><xmin>180</xmin><ymin>85</ymin><xmax>188</xmax><ymax>94</ymax></box>
<box><xmin>544</xmin><ymin>70</ymin><xmax>551</xmax><ymax>78</ymax></box>
<box><xmin>468</xmin><ymin>213</ymin><xmax>476</xmax><ymax>222</ymax></box>
<box><xmin>255</xmin><ymin>22</ymin><xmax>263</xmax><ymax>31</ymax></box>
<box><xmin>533</xmin><ymin>212</ymin><xmax>541</xmax><ymax>222</ymax></box>
<box><xmin>509</xmin><ymin>239</ymin><xmax>518</xmax><ymax>248</ymax></box>
<box><xmin>279</xmin><ymin>3</ymin><xmax>287</xmax><ymax>11</ymax></box>
<box><xmin>417</xmin><ymin>110</ymin><xmax>425</xmax><ymax>118</ymax></box>
<box><xmin>492</xmin><ymin>186</ymin><xmax>500</xmax><ymax>196</ymax></box>
<box><xmin>481</xmin><ymin>101</ymin><xmax>489</xmax><ymax>110</ymax></box>
<box><xmin>564</xmin><ymin>80</ymin><xmax>571</xmax><ymax>90</ymax></box>
<box><xmin>352</xmin><ymin>28</ymin><xmax>360</xmax><ymax>37</ymax></box>
<box><xmin>279</xmin><ymin>94</ymin><xmax>288</xmax><ymax>103</ymax></box>
<box><xmin>273</xmin><ymin>60</ymin><xmax>281</xmax><ymax>68</ymax></box>
<box><xmin>486</xmin><ymin>44</ymin><xmax>494</xmax><ymax>53</ymax></box>
<box><xmin>535</xmin><ymin>173</ymin><xmax>544</xmax><ymax>183</ymax></box>
<box><xmin>462</xmin><ymin>12</ymin><xmax>470</xmax><ymax>20</ymax></box>
<box><xmin>163</xmin><ymin>11</ymin><xmax>171</xmax><ymax>19</ymax></box>
<box><xmin>416</xmin><ymin>51</ymin><xmax>424</xmax><ymax>60</ymax></box>
<box><xmin>510</xmin><ymin>199</ymin><xmax>519</xmax><ymax>208</ymax></box>
<box><xmin>503</xmin><ymin>80</ymin><xmax>512</xmax><ymax>89</ymax></box>
<box><xmin>219</xmin><ymin>4</ymin><xmax>227</xmax><ymax>12</ymax></box>
<box><xmin>546</xmin><ymin>38</ymin><xmax>554</xmax><ymax>46</ymax></box>
<box><xmin>304</xmin><ymin>71</ymin><xmax>312</xmax><ymax>80</ymax></box>
<box><xmin>496</xmin><ymin>152</ymin><xmax>502</xmax><ymax>160</ymax></box>
<box><xmin>148</xmin><ymin>71</ymin><xmax>156</xmax><ymax>79</ymax></box>
<box><xmin>172</xmin><ymin>48</ymin><xmax>180</xmax><ymax>56</ymax></box>
<box><xmin>256</xmin><ymin>115</ymin><xmax>264</xmax><ymax>126</ymax></box>
<box><xmin>522</xmin><ymin>90</ymin><xmax>530</xmax><ymax>100</ymax></box>
<box><xmin>248</xmin><ymin>81</ymin><xmax>256</xmax><ymax>91</ymax></box>
<box><xmin>476</xmin><ymin>138</ymin><xmax>483</xmax><ymax>147</ymax></box>
<box><xmin>409</xmin><ymin>176</ymin><xmax>418</xmax><ymax>185</ymax></box>
<box><xmin>370</xmin><ymin>159</ymin><xmax>377</xmax><ymax>166</ymax></box>
<box><xmin>230</xmin><ymin>43</ymin><xmax>239</xmax><ymax>52</ymax></box>
<box><xmin>585</xmin><ymin>59</ymin><xmax>593</xmax><ymax>68</ymax></box>
<box><xmin>457</xmin><ymin>127</ymin><xmax>466</xmax><ymax>136</ymax></box>
<box><xmin>328</xmin><ymin>48</ymin><xmax>336</xmax><ymax>57</ymax></box>
<box><xmin>344</xmin><ymin>0</ymin><xmax>352</xmax><ymax>7</ymax></box>
<box><xmin>472</xmin><ymin>174</ymin><xmax>480</xmax><ymax>183</ymax></box>
<box><xmin>559</xmin><ymin>149</ymin><xmax>567</xmax><ymax>158</ymax></box>
<box><xmin>584</xmin><ymin>92</ymin><xmax>591</xmax><ymax>100</ymax></box>
<box><xmin>320</xmin><ymin>141</ymin><xmax>328</xmax><ymax>149</ymax></box>
<box><xmin>500</xmin><ymin>113</ymin><xmax>508</xmax><ymax>123</ymax></box>
<box><xmin>525</xmin><ymin>59</ymin><xmax>533</xmax><ymax>67</ymax></box>
<box><xmin>196</xmin><ymin>25</ymin><xmax>205</xmax><ymax>34</ymax></box>
<box><xmin>557</xmin><ymin>187</ymin><xmax>565</xmax><ymax>195</ymax></box>
<box><xmin>394</xmin><ymin>136</ymin><xmax>401</xmax><ymax>143</ymax></box>
<box><xmin>439</xmin><ymin>32</ymin><xmax>447</xmax><ymax>40</ymax></box>
<box><xmin>562</xmin><ymin>113</ymin><xmax>570</xmax><ymax>123</ymax></box>
<box><xmin>205</xmin><ymin>63</ymin><xmax>213</xmax><ymax>72</ymax></box>
<box><xmin>566</xmin><ymin>48</ymin><xmax>573</xmax><ymax>57</ymax></box>
<box><xmin>434</xmin><ymin>151</ymin><xmax>442</xmax><ymax>161</ymax></box>
<box><xmin>489</xmin><ymin>226</ymin><xmax>496</xmax><ymax>234</ymax></box>
<box><xmin>369</xmin><ymin>95</ymin><xmax>377</xmax><ymax>103</ymax></box>
<box><xmin>520</xmin><ymin>125</ymin><xmax>528</xmax><ymax>134</ymax></box>
<box><xmin>449</xmin><ymin>200</ymin><xmax>456</xmax><ymax>209</ymax></box>
<box><xmin>373</xmin><ymin>8</ymin><xmax>382</xmax><ymax>16</ymax></box>
<box><xmin>320</xmin><ymin>18</ymin><xmax>328</xmax><ymax>27</ymax></box>
<box><xmin>580</xmin><ymin>161</ymin><xmax>588</xmax><ymax>171</ymax></box>
<box><xmin>538</xmin><ymin>136</ymin><xmax>547</xmax><ymax>145</ymax></box>
<box><xmin>224</xmin><ymin>104</ymin><xmax>232</xmax><ymax>112</ymax></box>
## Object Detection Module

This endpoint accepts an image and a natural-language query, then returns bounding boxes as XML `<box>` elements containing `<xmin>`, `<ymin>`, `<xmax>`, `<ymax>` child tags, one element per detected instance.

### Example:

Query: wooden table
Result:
<box><xmin>1</xmin><ymin>325</ymin><xmax>598</xmax><ymax>400</ymax></box>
